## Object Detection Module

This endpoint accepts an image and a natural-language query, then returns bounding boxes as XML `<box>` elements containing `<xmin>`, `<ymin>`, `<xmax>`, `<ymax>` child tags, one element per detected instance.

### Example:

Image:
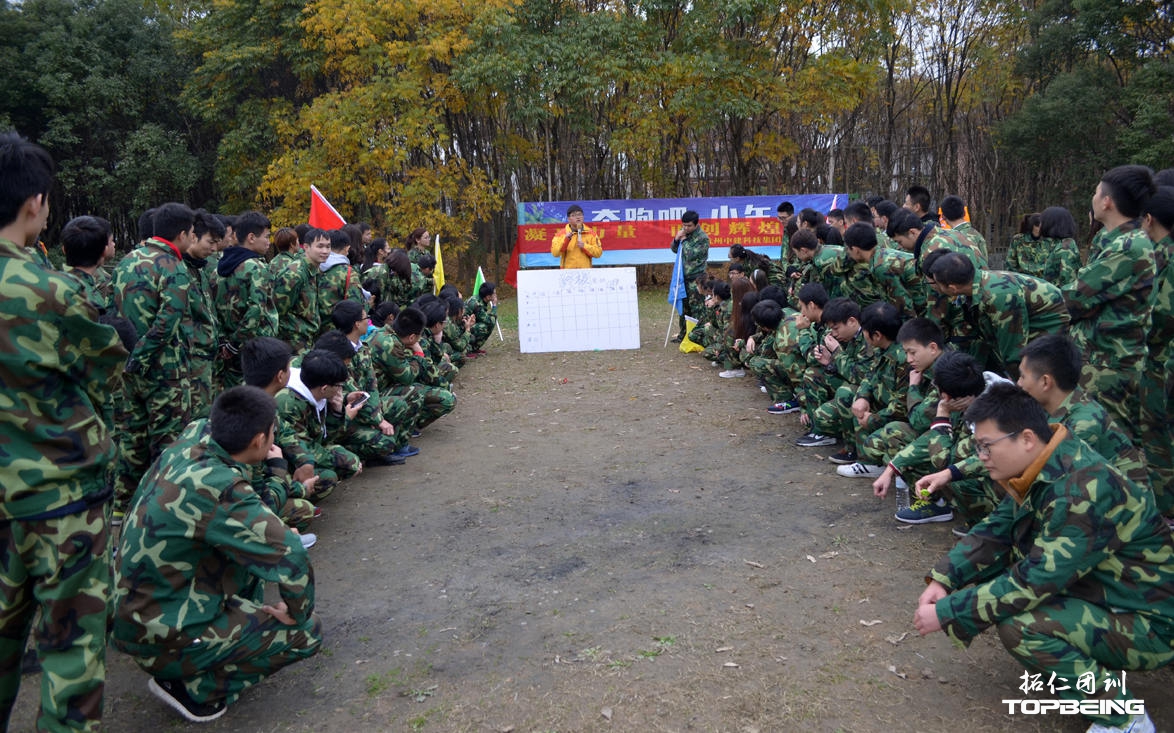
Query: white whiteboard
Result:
<box><xmin>517</xmin><ymin>268</ymin><xmax>641</xmax><ymax>353</ymax></box>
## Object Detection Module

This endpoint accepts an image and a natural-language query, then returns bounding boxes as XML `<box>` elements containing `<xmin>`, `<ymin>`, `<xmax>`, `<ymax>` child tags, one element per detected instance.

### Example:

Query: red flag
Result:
<box><xmin>309</xmin><ymin>185</ymin><xmax>347</xmax><ymax>229</ymax></box>
<box><xmin>504</xmin><ymin>244</ymin><xmax>520</xmax><ymax>288</ymax></box>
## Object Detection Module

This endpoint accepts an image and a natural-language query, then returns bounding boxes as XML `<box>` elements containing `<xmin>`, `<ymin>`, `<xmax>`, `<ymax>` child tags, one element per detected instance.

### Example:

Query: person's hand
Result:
<box><xmin>914</xmin><ymin>581</ymin><xmax>948</xmax><ymax>636</ymax></box>
<box><xmin>463</xmin><ymin>314</ymin><xmax>475</xmax><ymax>331</ymax></box>
<box><xmin>916</xmin><ymin>469</ymin><xmax>951</xmax><ymax>500</ymax></box>
<box><xmin>944</xmin><ymin>395</ymin><xmax>974</xmax><ymax>414</ymax></box>
<box><xmin>814</xmin><ymin>344</ymin><xmax>832</xmax><ymax>366</ymax></box>
<box><xmin>328</xmin><ymin>391</ymin><xmax>344</xmax><ymax>412</ymax></box>
<box><xmin>293</xmin><ymin>463</ymin><xmax>315</xmax><ymax>484</ymax></box>
<box><xmin>379</xmin><ymin>419</ymin><xmax>394</xmax><ymax>437</ymax></box>
<box><xmin>822</xmin><ymin>333</ymin><xmax>840</xmax><ymax>354</ymax></box>
<box><xmin>873</xmin><ymin>468</ymin><xmax>894</xmax><ymax>498</ymax></box>
<box><xmin>908</xmin><ymin>368</ymin><xmax>922</xmax><ymax>386</ymax></box>
<box><xmin>746</xmin><ymin>337</ymin><xmax>757</xmax><ymax>355</ymax></box>
<box><xmin>344</xmin><ymin>392</ymin><xmax>365</xmax><ymax>420</ymax></box>
<box><xmin>795</xmin><ymin>313</ymin><xmax>810</xmax><ymax>329</ymax></box>
<box><xmin>261</xmin><ymin>600</ymin><xmax>296</xmax><ymax>626</ymax></box>
<box><xmin>799</xmin><ymin>412</ymin><xmax>811</xmax><ymax>428</ymax></box>
<box><xmin>301</xmin><ymin>475</ymin><xmax>319</xmax><ymax>497</ymax></box>
<box><xmin>850</xmin><ymin>397</ymin><xmax>870</xmax><ymax>421</ymax></box>
<box><xmin>266</xmin><ymin>443</ymin><xmax>283</xmax><ymax>461</ymax></box>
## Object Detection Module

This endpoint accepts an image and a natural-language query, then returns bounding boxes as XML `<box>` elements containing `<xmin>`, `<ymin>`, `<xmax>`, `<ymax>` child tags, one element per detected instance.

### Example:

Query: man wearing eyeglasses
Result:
<box><xmin>915</xmin><ymin>382</ymin><xmax>1174</xmax><ymax>733</ymax></box>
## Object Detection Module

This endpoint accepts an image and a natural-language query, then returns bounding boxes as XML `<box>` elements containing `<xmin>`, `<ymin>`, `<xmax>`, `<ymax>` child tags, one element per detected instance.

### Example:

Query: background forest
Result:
<box><xmin>1</xmin><ymin>0</ymin><xmax>1171</xmax><ymax>277</ymax></box>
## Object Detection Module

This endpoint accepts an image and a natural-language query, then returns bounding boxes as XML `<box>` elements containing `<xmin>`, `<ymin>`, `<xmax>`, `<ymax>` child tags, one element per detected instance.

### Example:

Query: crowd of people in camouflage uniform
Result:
<box><xmin>0</xmin><ymin>131</ymin><xmax>500</xmax><ymax>729</ymax></box>
<box><xmin>678</xmin><ymin>168</ymin><xmax>1174</xmax><ymax>733</ymax></box>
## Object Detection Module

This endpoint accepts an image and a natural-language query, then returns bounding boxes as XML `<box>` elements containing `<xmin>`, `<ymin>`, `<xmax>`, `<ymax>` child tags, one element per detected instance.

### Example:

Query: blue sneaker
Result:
<box><xmin>895</xmin><ymin>499</ymin><xmax>953</xmax><ymax>524</ymax></box>
<box><xmin>766</xmin><ymin>400</ymin><xmax>800</xmax><ymax>414</ymax></box>
<box><xmin>393</xmin><ymin>444</ymin><xmax>420</xmax><ymax>458</ymax></box>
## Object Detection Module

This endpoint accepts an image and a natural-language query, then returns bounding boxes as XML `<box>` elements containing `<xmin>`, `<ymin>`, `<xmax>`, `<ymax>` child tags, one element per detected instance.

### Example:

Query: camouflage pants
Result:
<box><xmin>340</xmin><ymin>422</ymin><xmax>399</xmax><ymax>462</ymax></box>
<box><xmin>414</xmin><ymin>386</ymin><xmax>456</xmax><ymax>430</ymax></box>
<box><xmin>120</xmin><ymin>596</ymin><xmax>322</xmax><ymax>707</ymax></box>
<box><xmin>1139</xmin><ymin>360</ymin><xmax>1174</xmax><ymax>516</ymax></box>
<box><xmin>281</xmin><ymin>497</ymin><xmax>317</xmax><ymax>534</ymax></box>
<box><xmin>1080</xmin><ymin>362</ymin><xmax>1142</xmax><ymax>447</ymax></box>
<box><xmin>189</xmin><ymin>354</ymin><xmax>217</xmax><ymax>421</ymax></box>
<box><xmin>383</xmin><ymin>392</ymin><xmax>423</xmax><ymax>450</ymax></box>
<box><xmin>860</xmin><ymin>421</ymin><xmax>917</xmax><ymax>470</ymax></box>
<box><xmin>811</xmin><ymin>384</ymin><xmax>884</xmax><ymax>453</ymax></box>
<box><xmin>996</xmin><ymin>596</ymin><xmax>1174</xmax><ymax>727</ymax></box>
<box><xmin>469</xmin><ymin>319</ymin><xmax>496</xmax><ymax>352</ymax></box>
<box><xmin>677</xmin><ymin>279</ymin><xmax>704</xmax><ymax>336</ymax></box>
<box><xmin>112</xmin><ymin>375</ymin><xmax>192</xmax><ymax>512</ymax></box>
<box><xmin>938</xmin><ymin>478</ymin><xmax>998</xmax><ymax>526</ymax></box>
<box><xmin>302</xmin><ymin>443</ymin><xmax>362</xmax><ymax>501</ymax></box>
<box><xmin>745</xmin><ymin>355</ymin><xmax>793</xmax><ymax>401</ymax></box>
<box><xmin>0</xmin><ymin>503</ymin><xmax>109</xmax><ymax>732</ymax></box>
<box><xmin>797</xmin><ymin>366</ymin><xmax>842</xmax><ymax>422</ymax></box>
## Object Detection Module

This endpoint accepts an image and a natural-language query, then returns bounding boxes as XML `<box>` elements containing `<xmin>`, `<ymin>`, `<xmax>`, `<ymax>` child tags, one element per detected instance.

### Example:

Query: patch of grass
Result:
<box><xmin>637</xmin><ymin>648</ymin><xmax>662</xmax><ymax>659</ymax></box>
<box><xmin>652</xmin><ymin>635</ymin><xmax>676</xmax><ymax>647</ymax></box>
<box><xmin>579</xmin><ymin>646</ymin><xmax>602</xmax><ymax>661</ymax></box>
<box><xmin>607</xmin><ymin>659</ymin><xmax>631</xmax><ymax>669</ymax></box>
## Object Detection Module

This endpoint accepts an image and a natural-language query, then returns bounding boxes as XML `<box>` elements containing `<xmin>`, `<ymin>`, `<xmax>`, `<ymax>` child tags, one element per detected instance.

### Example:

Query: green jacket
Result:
<box><xmin>113</xmin><ymin>237</ymin><xmax>192</xmax><ymax>379</ymax></box>
<box><xmin>274</xmin><ymin>256</ymin><xmax>321</xmax><ymax>352</ymax></box>
<box><xmin>855</xmin><ymin>341</ymin><xmax>909</xmax><ymax>425</ymax></box>
<box><xmin>213</xmin><ymin>247</ymin><xmax>279</xmax><ymax>348</ymax></box>
<box><xmin>930</xmin><ymin>426</ymin><xmax>1174</xmax><ymax>645</ymax></box>
<box><xmin>0</xmin><ymin>238</ymin><xmax>126</xmax><ymax>520</ymax></box>
<box><xmin>113</xmin><ymin>428</ymin><xmax>312</xmax><ymax>651</ymax></box>
<box><xmin>1063</xmin><ymin>223</ymin><xmax>1155</xmax><ymax>369</ymax></box>
<box><xmin>671</xmin><ymin>228</ymin><xmax>710</xmax><ymax>281</ymax></box>
<box><xmin>969</xmin><ymin>270</ymin><xmax>1069</xmax><ymax>376</ymax></box>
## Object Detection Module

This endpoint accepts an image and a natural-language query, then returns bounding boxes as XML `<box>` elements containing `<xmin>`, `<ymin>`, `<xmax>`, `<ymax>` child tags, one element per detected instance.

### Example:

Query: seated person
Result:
<box><xmin>416</xmin><ymin>297</ymin><xmax>459</xmax><ymax>388</ymax></box>
<box><xmin>368</xmin><ymin>306</ymin><xmax>456</xmax><ymax>433</ymax></box>
<box><xmin>442</xmin><ymin>295</ymin><xmax>475</xmax><ymax>367</ymax></box>
<box><xmin>829</xmin><ymin>302</ymin><xmax>909</xmax><ymax>476</ymax></box>
<box><xmin>915</xmin><ymin>383</ymin><xmax>1174</xmax><ymax>733</ymax></box>
<box><xmin>794</xmin><ymin>297</ymin><xmax>877</xmax><ymax>448</ymax></box>
<box><xmin>865</xmin><ymin>318</ymin><xmax>947</xmax><ymax>505</ymax></box>
<box><xmin>465</xmin><ymin>281</ymin><xmax>498</xmax><ymax>355</ymax></box>
<box><xmin>275</xmin><ymin>350</ymin><xmax>364</xmax><ymax>499</ymax></box>
<box><xmin>691</xmin><ymin>280</ymin><xmax>731</xmax><ymax>359</ymax></box>
<box><xmin>113</xmin><ymin>386</ymin><xmax>322</xmax><ymax>723</ymax></box>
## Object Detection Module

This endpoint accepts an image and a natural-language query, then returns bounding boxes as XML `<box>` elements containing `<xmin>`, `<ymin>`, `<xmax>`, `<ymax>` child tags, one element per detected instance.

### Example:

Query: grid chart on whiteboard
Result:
<box><xmin>517</xmin><ymin>268</ymin><xmax>641</xmax><ymax>353</ymax></box>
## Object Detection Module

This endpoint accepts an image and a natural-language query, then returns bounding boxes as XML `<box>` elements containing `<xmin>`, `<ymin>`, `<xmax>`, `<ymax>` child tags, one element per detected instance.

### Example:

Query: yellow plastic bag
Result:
<box><xmin>680</xmin><ymin>316</ymin><xmax>703</xmax><ymax>353</ymax></box>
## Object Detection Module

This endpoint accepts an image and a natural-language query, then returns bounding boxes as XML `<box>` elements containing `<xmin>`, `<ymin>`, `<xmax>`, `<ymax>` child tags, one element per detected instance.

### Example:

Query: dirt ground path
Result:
<box><xmin>13</xmin><ymin>289</ymin><xmax>1174</xmax><ymax>732</ymax></box>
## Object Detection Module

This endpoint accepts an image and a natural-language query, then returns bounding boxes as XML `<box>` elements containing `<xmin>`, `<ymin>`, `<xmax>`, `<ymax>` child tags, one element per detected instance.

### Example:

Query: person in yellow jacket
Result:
<box><xmin>550</xmin><ymin>204</ymin><xmax>603</xmax><ymax>268</ymax></box>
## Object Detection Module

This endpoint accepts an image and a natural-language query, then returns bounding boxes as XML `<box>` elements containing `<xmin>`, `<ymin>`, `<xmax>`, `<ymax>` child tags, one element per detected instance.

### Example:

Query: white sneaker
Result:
<box><xmin>836</xmin><ymin>462</ymin><xmax>883</xmax><ymax>478</ymax></box>
<box><xmin>760</xmin><ymin>385</ymin><xmax>768</xmax><ymax>393</ymax></box>
<box><xmin>719</xmin><ymin>369</ymin><xmax>746</xmax><ymax>378</ymax></box>
<box><xmin>1087</xmin><ymin>710</ymin><xmax>1155</xmax><ymax>733</ymax></box>
<box><xmin>300</xmin><ymin>533</ymin><xmax>318</xmax><ymax>549</ymax></box>
<box><xmin>710</xmin><ymin>361</ymin><xmax>720</xmax><ymax>367</ymax></box>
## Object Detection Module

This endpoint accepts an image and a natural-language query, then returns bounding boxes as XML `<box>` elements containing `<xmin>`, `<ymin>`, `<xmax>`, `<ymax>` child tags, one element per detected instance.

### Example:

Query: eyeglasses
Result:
<box><xmin>974</xmin><ymin>431</ymin><xmax>1019</xmax><ymax>458</ymax></box>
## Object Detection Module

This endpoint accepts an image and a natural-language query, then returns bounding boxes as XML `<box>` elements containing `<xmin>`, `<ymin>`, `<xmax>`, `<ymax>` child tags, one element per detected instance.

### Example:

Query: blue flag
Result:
<box><xmin>667</xmin><ymin>242</ymin><xmax>686</xmax><ymax>314</ymax></box>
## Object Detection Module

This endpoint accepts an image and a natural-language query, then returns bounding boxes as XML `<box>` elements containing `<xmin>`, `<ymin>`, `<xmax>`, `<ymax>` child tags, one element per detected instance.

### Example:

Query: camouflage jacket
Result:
<box><xmin>887</xmin><ymin>363</ymin><xmax>944</xmax><ymax>472</ymax></box>
<box><xmin>319</xmin><ymin>256</ymin><xmax>367</xmax><ymax>329</ymax></box>
<box><xmin>465</xmin><ymin>296</ymin><xmax>497</xmax><ymax>346</ymax></box>
<box><xmin>213</xmin><ymin>247</ymin><xmax>278</xmax><ymax>348</ymax></box>
<box><xmin>1005</xmin><ymin>233</ymin><xmax>1044</xmax><ymax>277</ymax></box>
<box><xmin>854</xmin><ymin>341</ymin><xmax>909</xmax><ymax>425</ymax></box>
<box><xmin>63</xmin><ymin>264</ymin><xmax>112</xmax><ymax>314</ymax></box>
<box><xmin>275</xmin><ymin>372</ymin><xmax>344</xmax><ymax>468</ymax></box>
<box><xmin>840</xmin><ymin>247</ymin><xmax>918</xmax><ymax>316</ymax></box>
<box><xmin>1147</xmin><ymin>235</ymin><xmax>1174</xmax><ymax>367</ymax></box>
<box><xmin>113</xmin><ymin>237</ymin><xmax>192</xmax><ymax>380</ymax></box>
<box><xmin>929</xmin><ymin>425</ymin><xmax>1174</xmax><ymax>645</ymax></box>
<box><xmin>950</xmin><ymin>221</ymin><xmax>988</xmax><ymax>262</ymax></box>
<box><xmin>1063</xmin><ymin>222</ymin><xmax>1155</xmax><ymax>369</ymax></box>
<box><xmin>787</xmin><ymin>245</ymin><xmax>845</xmax><ymax>309</ymax></box>
<box><xmin>380</xmin><ymin>263</ymin><xmax>427</xmax><ymax>308</ymax></box>
<box><xmin>967</xmin><ymin>270</ymin><xmax>1069</xmax><ymax>376</ymax></box>
<box><xmin>367</xmin><ymin>328</ymin><xmax>421</xmax><ymax>395</ymax></box>
<box><xmin>113</xmin><ymin>427</ymin><xmax>313</xmax><ymax>651</ymax></box>
<box><xmin>0</xmin><ymin>238</ymin><xmax>126</xmax><ymax>520</ymax></box>
<box><xmin>274</xmin><ymin>256</ymin><xmax>321</xmax><ymax>352</ymax></box>
<box><xmin>670</xmin><ymin>228</ymin><xmax>710</xmax><ymax>281</ymax></box>
<box><xmin>269</xmin><ymin>250</ymin><xmax>300</xmax><ymax>277</ymax></box>
<box><xmin>184</xmin><ymin>256</ymin><xmax>219</xmax><ymax>361</ymax></box>
<box><xmin>1039</xmin><ymin>237</ymin><xmax>1082</xmax><ymax>286</ymax></box>
<box><xmin>828</xmin><ymin>328</ymin><xmax>877</xmax><ymax>387</ymax></box>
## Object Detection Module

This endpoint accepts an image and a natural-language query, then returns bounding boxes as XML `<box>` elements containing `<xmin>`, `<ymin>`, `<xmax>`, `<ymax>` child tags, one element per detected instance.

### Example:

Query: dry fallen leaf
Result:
<box><xmin>743</xmin><ymin>560</ymin><xmax>764</xmax><ymax>568</ymax></box>
<box><xmin>888</xmin><ymin>664</ymin><xmax>907</xmax><ymax>679</ymax></box>
<box><xmin>859</xmin><ymin>619</ymin><xmax>883</xmax><ymax>627</ymax></box>
<box><xmin>818</xmin><ymin>551</ymin><xmax>839</xmax><ymax>559</ymax></box>
<box><xmin>601</xmin><ymin>707</ymin><xmax>612</xmax><ymax>721</ymax></box>
<box><xmin>715</xmin><ymin>646</ymin><xmax>734</xmax><ymax>653</ymax></box>
<box><xmin>805</xmin><ymin>555</ymin><xmax>817</xmax><ymax>563</ymax></box>
<box><xmin>723</xmin><ymin>662</ymin><xmax>740</xmax><ymax>668</ymax></box>
<box><xmin>885</xmin><ymin>632</ymin><xmax>909</xmax><ymax>645</ymax></box>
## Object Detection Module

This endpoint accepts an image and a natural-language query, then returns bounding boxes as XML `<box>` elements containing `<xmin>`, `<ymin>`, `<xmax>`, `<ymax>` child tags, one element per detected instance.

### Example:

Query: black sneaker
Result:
<box><xmin>671</xmin><ymin>334</ymin><xmax>684</xmax><ymax>343</ymax></box>
<box><xmin>794</xmin><ymin>432</ymin><xmax>837</xmax><ymax>447</ymax></box>
<box><xmin>149</xmin><ymin>677</ymin><xmax>227</xmax><ymax>723</ymax></box>
<box><xmin>828</xmin><ymin>449</ymin><xmax>857</xmax><ymax>465</ymax></box>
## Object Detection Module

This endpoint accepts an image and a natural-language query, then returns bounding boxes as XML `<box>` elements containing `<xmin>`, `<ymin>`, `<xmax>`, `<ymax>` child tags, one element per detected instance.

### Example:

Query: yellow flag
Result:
<box><xmin>433</xmin><ymin>234</ymin><xmax>445</xmax><ymax>294</ymax></box>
